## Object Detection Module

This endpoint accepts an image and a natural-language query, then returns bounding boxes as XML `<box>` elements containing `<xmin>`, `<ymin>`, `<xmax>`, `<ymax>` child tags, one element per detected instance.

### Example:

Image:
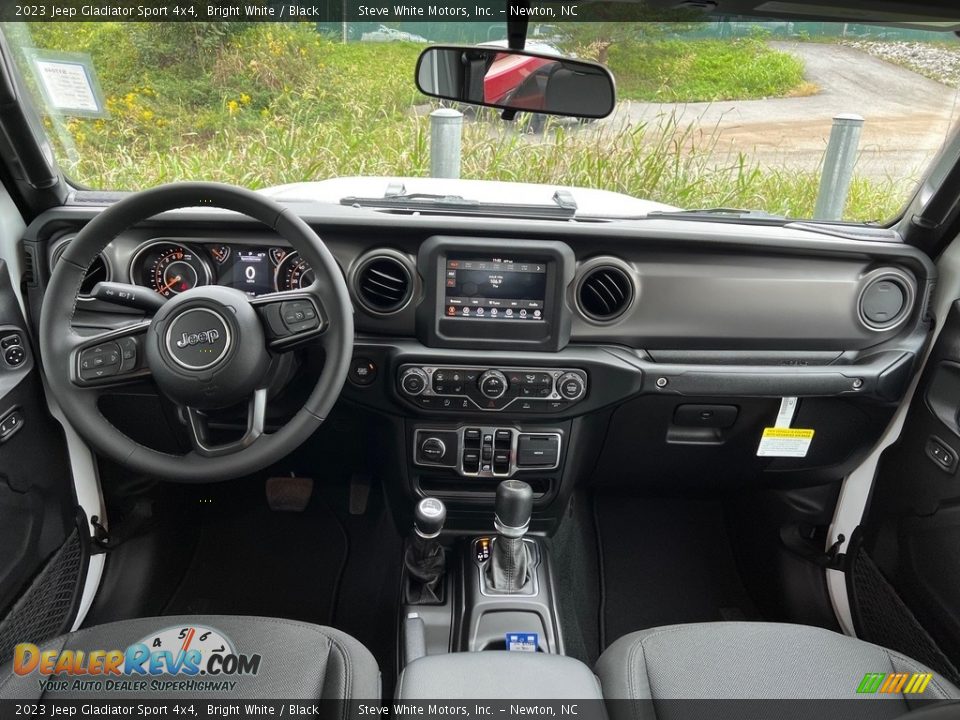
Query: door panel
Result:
<box><xmin>0</xmin><ymin>259</ymin><xmax>76</xmax><ymax>623</ymax></box>
<box><xmin>862</xmin><ymin>299</ymin><xmax>960</xmax><ymax>674</ymax></box>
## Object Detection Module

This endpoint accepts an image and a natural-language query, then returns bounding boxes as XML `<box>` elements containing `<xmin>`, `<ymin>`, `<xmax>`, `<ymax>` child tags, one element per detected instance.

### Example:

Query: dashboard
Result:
<box><xmin>23</xmin><ymin>203</ymin><xmax>938</xmax><ymax>505</ymax></box>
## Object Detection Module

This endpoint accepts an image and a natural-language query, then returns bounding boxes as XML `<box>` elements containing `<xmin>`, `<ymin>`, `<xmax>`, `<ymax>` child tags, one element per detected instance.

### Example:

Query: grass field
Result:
<box><xmin>609</xmin><ymin>38</ymin><xmax>814</xmax><ymax>101</ymax></box>
<box><xmin>6</xmin><ymin>22</ymin><xmax>907</xmax><ymax>221</ymax></box>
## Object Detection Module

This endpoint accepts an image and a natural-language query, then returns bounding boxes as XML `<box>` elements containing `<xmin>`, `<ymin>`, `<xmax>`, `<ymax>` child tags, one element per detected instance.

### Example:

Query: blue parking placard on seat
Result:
<box><xmin>506</xmin><ymin>632</ymin><xmax>539</xmax><ymax>652</ymax></box>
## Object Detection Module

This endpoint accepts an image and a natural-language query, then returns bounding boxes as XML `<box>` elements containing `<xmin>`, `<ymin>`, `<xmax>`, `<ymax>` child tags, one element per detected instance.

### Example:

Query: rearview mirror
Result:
<box><xmin>416</xmin><ymin>45</ymin><xmax>616</xmax><ymax>120</ymax></box>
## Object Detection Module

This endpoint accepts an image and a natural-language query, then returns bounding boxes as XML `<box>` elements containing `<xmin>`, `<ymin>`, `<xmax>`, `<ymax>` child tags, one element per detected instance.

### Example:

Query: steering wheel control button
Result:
<box><xmin>349</xmin><ymin>357</ymin><xmax>377</xmax><ymax>386</ymax></box>
<box><xmin>117</xmin><ymin>337</ymin><xmax>139</xmax><ymax>373</ymax></box>
<box><xmin>280</xmin><ymin>299</ymin><xmax>319</xmax><ymax>334</ymax></box>
<box><xmin>1</xmin><ymin>333</ymin><xmax>22</xmax><ymax>350</ymax></box>
<box><xmin>78</xmin><ymin>342</ymin><xmax>123</xmax><ymax>380</ymax></box>
<box><xmin>164</xmin><ymin>307</ymin><xmax>231</xmax><ymax>371</ymax></box>
<box><xmin>400</xmin><ymin>367</ymin><xmax>429</xmax><ymax>396</ymax></box>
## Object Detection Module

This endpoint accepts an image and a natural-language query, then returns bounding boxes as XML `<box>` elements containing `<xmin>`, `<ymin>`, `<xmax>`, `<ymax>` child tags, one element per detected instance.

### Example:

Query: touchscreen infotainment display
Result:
<box><xmin>444</xmin><ymin>257</ymin><xmax>547</xmax><ymax>321</ymax></box>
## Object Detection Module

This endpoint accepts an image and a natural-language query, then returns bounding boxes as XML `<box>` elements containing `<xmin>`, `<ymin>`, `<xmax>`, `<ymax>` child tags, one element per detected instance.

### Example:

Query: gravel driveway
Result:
<box><xmin>604</xmin><ymin>42</ymin><xmax>960</xmax><ymax>180</ymax></box>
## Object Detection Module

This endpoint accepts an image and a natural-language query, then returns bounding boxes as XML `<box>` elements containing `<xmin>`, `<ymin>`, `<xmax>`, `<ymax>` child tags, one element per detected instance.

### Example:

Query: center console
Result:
<box><xmin>397</xmin><ymin>481</ymin><xmax>597</xmax><ymax>702</ymax></box>
<box><xmin>380</xmin><ymin>238</ymin><xmax>612</xmax><ymax>697</ymax></box>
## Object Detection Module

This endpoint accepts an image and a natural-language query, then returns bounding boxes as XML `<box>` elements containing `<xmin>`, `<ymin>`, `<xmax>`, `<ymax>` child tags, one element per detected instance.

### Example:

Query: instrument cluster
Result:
<box><xmin>129</xmin><ymin>240</ymin><xmax>313</xmax><ymax>297</ymax></box>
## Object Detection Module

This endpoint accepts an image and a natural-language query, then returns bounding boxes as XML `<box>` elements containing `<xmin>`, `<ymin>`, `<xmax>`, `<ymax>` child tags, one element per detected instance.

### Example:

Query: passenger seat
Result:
<box><xmin>595</xmin><ymin>622</ymin><xmax>960</xmax><ymax>718</ymax></box>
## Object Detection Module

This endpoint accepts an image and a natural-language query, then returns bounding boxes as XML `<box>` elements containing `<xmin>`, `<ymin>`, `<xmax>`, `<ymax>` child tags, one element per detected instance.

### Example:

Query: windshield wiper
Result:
<box><xmin>647</xmin><ymin>207</ymin><xmax>789</xmax><ymax>222</ymax></box>
<box><xmin>340</xmin><ymin>187</ymin><xmax>577</xmax><ymax>220</ymax></box>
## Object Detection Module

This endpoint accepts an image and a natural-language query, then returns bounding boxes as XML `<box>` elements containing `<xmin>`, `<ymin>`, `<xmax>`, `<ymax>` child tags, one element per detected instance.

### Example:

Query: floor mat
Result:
<box><xmin>595</xmin><ymin>494</ymin><xmax>760</xmax><ymax>648</ymax></box>
<box><xmin>163</xmin><ymin>478</ymin><xmax>348</xmax><ymax>625</ymax></box>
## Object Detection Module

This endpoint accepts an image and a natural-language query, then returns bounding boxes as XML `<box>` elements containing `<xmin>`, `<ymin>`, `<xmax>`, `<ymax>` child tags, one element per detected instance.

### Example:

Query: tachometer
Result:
<box><xmin>131</xmin><ymin>241</ymin><xmax>213</xmax><ymax>298</ymax></box>
<box><xmin>275</xmin><ymin>251</ymin><xmax>315</xmax><ymax>292</ymax></box>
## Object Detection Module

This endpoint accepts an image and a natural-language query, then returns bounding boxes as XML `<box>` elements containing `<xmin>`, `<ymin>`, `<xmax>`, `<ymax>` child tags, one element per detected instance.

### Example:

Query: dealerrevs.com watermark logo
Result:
<box><xmin>857</xmin><ymin>672</ymin><xmax>933</xmax><ymax>694</ymax></box>
<box><xmin>13</xmin><ymin>625</ymin><xmax>261</xmax><ymax>693</ymax></box>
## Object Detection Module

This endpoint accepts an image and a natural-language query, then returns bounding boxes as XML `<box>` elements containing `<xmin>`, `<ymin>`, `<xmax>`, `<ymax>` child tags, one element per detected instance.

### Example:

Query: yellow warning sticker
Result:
<box><xmin>757</xmin><ymin>427</ymin><xmax>815</xmax><ymax>458</ymax></box>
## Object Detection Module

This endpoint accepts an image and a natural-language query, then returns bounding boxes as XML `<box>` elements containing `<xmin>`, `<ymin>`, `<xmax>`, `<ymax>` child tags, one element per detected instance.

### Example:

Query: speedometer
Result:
<box><xmin>275</xmin><ymin>252</ymin><xmax>315</xmax><ymax>292</ymax></box>
<box><xmin>130</xmin><ymin>241</ymin><xmax>213</xmax><ymax>298</ymax></box>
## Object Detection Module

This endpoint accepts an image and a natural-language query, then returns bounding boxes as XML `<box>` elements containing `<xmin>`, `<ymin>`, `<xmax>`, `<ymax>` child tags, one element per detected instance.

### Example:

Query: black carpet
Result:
<box><xmin>163</xmin><ymin>477</ymin><xmax>348</xmax><ymax>626</ymax></box>
<box><xmin>595</xmin><ymin>494</ymin><xmax>760</xmax><ymax>648</ymax></box>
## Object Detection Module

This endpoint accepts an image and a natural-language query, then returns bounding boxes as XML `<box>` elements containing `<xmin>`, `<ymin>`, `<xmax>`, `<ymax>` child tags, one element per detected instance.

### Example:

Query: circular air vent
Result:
<box><xmin>577</xmin><ymin>264</ymin><xmax>634</xmax><ymax>321</ymax></box>
<box><xmin>353</xmin><ymin>252</ymin><xmax>414</xmax><ymax>315</ymax></box>
<box><xmin>79</xmin><ymin>255</ymin><xmax>109</xmax><ymax>295</ymax></box>
<box><xmin>858</xmin><ymin>269</ymin><xmax>914</xmax><ymax>331</ymax></box>
<box><xmin>52</xmin><ymin>243</ymin><xmax>110</xmax><ymax>298</ymax></box>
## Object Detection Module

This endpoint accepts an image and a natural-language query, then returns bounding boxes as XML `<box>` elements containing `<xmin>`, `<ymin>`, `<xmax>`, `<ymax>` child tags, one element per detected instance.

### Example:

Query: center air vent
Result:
<box><xmin>353</xmin><ymin>252</ymin><xmax>413</xmax><ymax>315</ymax></box>
<box><xmin>577</xmin><ymin>264</ymin><xmax>633</xmax><ymax>321</ymax></box>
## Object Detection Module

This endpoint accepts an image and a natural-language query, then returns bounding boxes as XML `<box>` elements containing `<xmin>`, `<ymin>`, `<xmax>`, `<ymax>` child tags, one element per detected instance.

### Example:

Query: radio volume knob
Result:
<box><xmin>478</xmin><ymin>370</ymin><xmax>508</xmax><ymax>399</ymax></box>
<box><xmin>557</xmin><ymin>372</ymin><xmax>586</xmax><ymax>401</ymax></box>
<box><xmin>400</xmin><ymin>367</ymin><xmax>429</xmax><ymax>396</ymax></box>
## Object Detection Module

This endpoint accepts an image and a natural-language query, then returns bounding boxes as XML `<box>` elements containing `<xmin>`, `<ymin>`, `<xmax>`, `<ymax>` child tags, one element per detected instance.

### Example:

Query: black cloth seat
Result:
<box><xmin>0</xmin><ymin>615</ymin><xmax>380</xmax><ymax>700</ymax></box>
<box><xmin>595</xmin><ymin>622</ymin><xmax>960</xmax><ymax>719</ymax></box>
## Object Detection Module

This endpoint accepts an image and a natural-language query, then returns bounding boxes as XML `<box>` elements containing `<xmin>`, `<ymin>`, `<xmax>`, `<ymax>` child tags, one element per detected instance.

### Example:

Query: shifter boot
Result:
<box><xmin>485</xmin><ymin>535</ymin><xmax>533</xmax><ymax>594</ymax></box>
<box><xmin>404</xmin><ymin>536</ymin><xmax>445</xmax><ymax>603</ymax></box>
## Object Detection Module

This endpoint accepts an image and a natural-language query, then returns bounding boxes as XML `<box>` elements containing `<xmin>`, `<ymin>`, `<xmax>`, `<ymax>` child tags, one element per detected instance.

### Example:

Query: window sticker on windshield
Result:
<box><xmin>26</xmin><ymin>50</ymin><xmax>106</xmax><ymax>118</ymax></box>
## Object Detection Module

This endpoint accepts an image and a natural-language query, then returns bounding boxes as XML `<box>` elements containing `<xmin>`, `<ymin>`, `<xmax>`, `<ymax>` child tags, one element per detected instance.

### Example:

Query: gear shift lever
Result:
<box><xmin>486</xmin><ymin>480</ymin><xmax>535</xmax><ymax>593</ymax></box>
<box><xmin>404</xmin><ymin>497</ymin><xmax>447</xmax><ymax>603</ymax></box>
<box><xmin>415</xmin><ymin>496</ymin><xmax>447</xmax><ymax>539</ymax></box>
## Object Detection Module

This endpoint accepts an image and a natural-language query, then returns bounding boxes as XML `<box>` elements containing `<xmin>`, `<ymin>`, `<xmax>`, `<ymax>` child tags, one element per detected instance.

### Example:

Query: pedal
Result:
<box><xmin>349</xmin><ymin>474</ymin><xmax>372</xmax><ymax>515</ymax></box>
<box><xmin>265</xmin><ymin>476</ymin><xmax>314</xmax><ymax>512</ymax></box>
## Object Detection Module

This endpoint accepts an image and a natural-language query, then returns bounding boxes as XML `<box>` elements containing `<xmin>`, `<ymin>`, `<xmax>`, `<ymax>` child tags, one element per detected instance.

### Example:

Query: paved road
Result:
<box><xmin>604</xmin><ymin>42</ymin><xmax>960</xmax><ymax>180</ymax></box>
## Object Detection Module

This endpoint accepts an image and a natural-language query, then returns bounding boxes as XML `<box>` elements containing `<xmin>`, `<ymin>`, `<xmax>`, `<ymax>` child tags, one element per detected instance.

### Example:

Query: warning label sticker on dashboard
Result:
<box><xmin>757</xmin><ymin>427</ymin><xmax>815</xmax><ymax>458</ymax></box>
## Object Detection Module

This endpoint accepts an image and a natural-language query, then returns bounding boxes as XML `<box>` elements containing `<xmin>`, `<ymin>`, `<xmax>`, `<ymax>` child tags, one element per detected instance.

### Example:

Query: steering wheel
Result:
<box><xmin>40</xmin><ymin>182</ymin><xmax>354</xmax><ymax>482</ymax></box>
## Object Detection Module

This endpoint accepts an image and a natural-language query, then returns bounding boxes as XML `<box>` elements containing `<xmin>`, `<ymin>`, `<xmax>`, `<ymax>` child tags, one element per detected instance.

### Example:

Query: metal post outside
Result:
<box><xmin>430</xmin><ymin>108</ymin><xmax>463</xmax><ymax>179</ymax></box>
<box><xmin>814</xmin><ymin>113</ymin><xmax>864</xmax><ymax>221</ymax></box>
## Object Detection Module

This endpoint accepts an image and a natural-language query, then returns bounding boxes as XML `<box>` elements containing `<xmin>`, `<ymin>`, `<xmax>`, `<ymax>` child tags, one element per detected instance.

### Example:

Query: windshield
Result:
<box><xmin>3</xmin><ymin>18</ymin><xmax>959</xmax><ymax>223</ymax></box>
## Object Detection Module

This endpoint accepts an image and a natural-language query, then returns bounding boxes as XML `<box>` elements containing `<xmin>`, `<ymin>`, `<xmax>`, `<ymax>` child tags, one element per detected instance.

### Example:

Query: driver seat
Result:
<box><xmin>0</xmin><ymin>615</ymin><xmax>380</xmax><ymax>700</ymax></box>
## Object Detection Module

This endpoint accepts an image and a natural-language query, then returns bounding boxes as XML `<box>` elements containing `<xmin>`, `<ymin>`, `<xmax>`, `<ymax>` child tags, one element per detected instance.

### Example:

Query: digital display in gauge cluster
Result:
<box><xmin>221</xmin><ymin>248</ymin><xmax>274</xmax><ymax>296</ymax></box>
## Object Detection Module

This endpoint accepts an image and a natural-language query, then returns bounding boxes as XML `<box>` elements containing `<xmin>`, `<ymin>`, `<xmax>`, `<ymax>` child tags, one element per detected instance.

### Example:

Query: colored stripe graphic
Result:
<box><xmin>857</xmin><ymin>673</ymin><xmax>932</xmax><ymax>694</ymax></box>
<box><xmin>857</xmin><ymin>673</ymin><xmax>886</xmax><ymax>693</ymax></box>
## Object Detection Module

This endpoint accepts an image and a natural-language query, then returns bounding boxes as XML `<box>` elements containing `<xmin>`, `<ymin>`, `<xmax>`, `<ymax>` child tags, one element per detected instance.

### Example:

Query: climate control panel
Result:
<box><xmin>398</xmin><ymin>364</ymin><xmax>587</xmax><ymax>413</ymax></box>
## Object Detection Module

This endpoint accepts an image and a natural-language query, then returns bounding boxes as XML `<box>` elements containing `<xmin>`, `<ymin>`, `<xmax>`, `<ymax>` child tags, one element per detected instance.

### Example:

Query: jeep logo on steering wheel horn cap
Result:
<box><xmin>176</xmin><ymin>328</ymin><xmax>221</xmax><ymax>348</ymax></box>
<box><xmin>165</xmin><ymin>307</ymin><xmax>231</xmax><ymax>370</ymax></box>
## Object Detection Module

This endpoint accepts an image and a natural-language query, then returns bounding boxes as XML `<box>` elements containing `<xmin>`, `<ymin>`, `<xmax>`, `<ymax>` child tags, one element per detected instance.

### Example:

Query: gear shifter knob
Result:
<box><xmin>415</xmin><ymin>497</ymin><xmax>446</xmax><ymax>539</ymax></box>
<box><xmin>494</xmin><ymin>480</ymin><xmax>533</xmax><ymax>538</ymax></box>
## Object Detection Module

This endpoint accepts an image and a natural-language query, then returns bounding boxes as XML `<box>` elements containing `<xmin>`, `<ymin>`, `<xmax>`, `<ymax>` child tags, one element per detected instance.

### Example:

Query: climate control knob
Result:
<box><xmin>478</xmin><ymin>370</ymin><xmax>508</xmax><ymax>400</ymax></box>
<box><xmin>557</xmin><ymin>372</ymin><xmax>586</xmax><ymax>401</ymax></box>
<box><xmin>400</xmin><ymin>367</ymin><xmax>429</xmax><ymax>396</ymax></box>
